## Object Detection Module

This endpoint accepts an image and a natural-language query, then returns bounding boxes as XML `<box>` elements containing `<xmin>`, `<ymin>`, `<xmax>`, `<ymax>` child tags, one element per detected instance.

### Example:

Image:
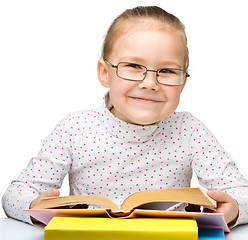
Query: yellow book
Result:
<box><xmin>44</xmin><ymin>217</ymin><xmax>198</xmax><ymax>240</ymax></box>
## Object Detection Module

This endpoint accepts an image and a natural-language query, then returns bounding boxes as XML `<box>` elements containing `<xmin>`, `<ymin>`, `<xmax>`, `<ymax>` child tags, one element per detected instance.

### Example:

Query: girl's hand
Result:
<box><xmin>30</xmin><ymin>189</ymin><xmax>60</xmax><ymax>209</ymax></box>
<box><xmin>207</xmin><ymin>190</ymin><xmax>239</xmax><ymax>227</ymax></box>
<box><xmin>29</xmin><ymin>189</ymin><xmax>60</xmax><ymax>223</ymax></box>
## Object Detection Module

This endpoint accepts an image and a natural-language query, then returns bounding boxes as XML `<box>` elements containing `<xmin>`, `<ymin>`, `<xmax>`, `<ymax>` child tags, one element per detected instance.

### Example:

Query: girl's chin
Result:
<box><xmin>111</xmin><ymin>106</ymin><xmax>170</xmax><ymax>125</ymax></box>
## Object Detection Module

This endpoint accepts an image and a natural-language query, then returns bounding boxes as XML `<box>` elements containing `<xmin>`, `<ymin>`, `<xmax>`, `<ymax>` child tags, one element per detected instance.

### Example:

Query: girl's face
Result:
<box><xmin>98</xmin><ymin>22</ymin><xmax>187</xmax><ymax>125</ymax></box>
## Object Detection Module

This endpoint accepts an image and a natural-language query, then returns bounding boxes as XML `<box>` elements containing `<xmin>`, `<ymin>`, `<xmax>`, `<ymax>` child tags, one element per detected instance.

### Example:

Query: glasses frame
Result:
<box><xmin>104</xmin><ymin>60</ymin><xmax>190</xmax><ymax>86</ymax></box>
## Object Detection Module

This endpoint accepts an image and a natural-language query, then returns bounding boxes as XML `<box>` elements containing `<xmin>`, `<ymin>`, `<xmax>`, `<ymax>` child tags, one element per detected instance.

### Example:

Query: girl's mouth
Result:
<box><xmin>130</xmin><ymin>97</ymin><xmax>162</xmax><ymax>103</ymax></box>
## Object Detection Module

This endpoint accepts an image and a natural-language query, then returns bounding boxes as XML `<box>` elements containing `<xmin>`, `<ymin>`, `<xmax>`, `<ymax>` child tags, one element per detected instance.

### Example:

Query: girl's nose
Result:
<box><xmin>138</xmin><ymin>71</ymin><xmax>159</xmax><ymax>91</ymax></box>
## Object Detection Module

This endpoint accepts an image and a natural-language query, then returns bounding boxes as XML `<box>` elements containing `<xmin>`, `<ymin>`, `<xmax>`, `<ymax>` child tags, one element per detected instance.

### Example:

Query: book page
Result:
<box><xmin>120</xmin><ymin>188</ymin><xmax>216</xmax><ymax>211</ymax></box>
<box><xmin>33</xmin><ymin>195</ymin><xmax>120</xmax><ymax>211</ymax></box>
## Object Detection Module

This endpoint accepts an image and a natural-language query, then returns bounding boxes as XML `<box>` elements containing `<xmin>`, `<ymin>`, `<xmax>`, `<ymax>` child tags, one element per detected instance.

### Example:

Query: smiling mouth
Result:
<box><xmin>130</xmin><ymin>97</ymin><xmax>162</xmax><ymax>103</ymax></box>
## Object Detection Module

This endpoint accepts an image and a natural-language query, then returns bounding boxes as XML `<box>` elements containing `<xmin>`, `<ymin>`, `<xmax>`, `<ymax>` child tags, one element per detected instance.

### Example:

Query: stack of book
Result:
<box><xmin>25</xmin><ymin>188</ymin><xmax>227</xmax><ymax>240</ymax></box>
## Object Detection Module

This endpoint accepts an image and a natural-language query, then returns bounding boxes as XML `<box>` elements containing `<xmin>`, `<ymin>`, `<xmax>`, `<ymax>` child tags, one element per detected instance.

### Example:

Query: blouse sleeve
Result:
<box><xmin>188</xmin><ymin>113</ymin><xmax>248</xmax><ymax>226</ymax></box>
<box><xmin>2</xmin><ymin>114</ymin><xmax>74</xmax><ymax>224</ymax></box>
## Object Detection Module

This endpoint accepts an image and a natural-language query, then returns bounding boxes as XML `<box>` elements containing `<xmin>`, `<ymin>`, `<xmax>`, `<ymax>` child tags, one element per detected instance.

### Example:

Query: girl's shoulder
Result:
<box><xmin>165</xmin><ymin>111</ymin><xmax>207</xmax><ymax>131</ymax></box>
<box><xmin>64</xmin><ymin>106</ymin><xmax>103</xmax><ymax>121</ymax></box>
<box><xmin>54</xmin><ymin>106</ymin><xmax>103</xmax><ymax>130</ymax></box>
<box><xmin>167</xmin><ymin>111</ymin><xmax>210</xmax><ymax>135</ymax></box>
<box><xmin>167</xmin><ymin>111</ymin><xmax>200</xmax><ymax>124</ymax></box>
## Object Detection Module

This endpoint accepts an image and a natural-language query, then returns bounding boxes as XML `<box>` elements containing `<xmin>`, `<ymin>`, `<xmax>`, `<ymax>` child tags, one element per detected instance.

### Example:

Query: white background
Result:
<box><xmin>1</xmin><ymin>0</ymin><xmax>248</xmax><ymax>218</ymax></box>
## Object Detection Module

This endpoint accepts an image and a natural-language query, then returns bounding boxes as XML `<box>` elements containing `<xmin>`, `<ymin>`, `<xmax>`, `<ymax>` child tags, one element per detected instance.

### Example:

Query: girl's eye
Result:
<box><xmin>125</xmin><ymin>63</ymin><xmax>143</xmax><ymax>69</ymax></box>
<box><xmin>159</xmin><ymin>68</ymin><xmax>176</xmax><ymax>74</ymax></box>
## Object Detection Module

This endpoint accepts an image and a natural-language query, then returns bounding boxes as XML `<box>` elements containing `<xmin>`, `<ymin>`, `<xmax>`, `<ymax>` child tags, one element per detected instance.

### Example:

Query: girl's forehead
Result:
<box><xmin>109</xmin><ymin>21</ymin><xmax>186</xmax><ymax>68</ymax></box>
<box><xmin>113</xmin><ymin>19</ymin><xmax>185</xmax><ymax>50</ymax></box>
<box><xmin>114</xmin><ymin>21</ymin><xmax>184</xmax><ymax>47</ymax></box>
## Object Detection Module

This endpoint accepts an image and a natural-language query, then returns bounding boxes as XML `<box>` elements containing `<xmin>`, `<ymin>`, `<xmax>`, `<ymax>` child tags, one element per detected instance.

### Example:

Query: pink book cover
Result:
<box><xmin>24</xmin><ymin>208</ymin><xmax>230</xmax><ymax>233</ymax></box>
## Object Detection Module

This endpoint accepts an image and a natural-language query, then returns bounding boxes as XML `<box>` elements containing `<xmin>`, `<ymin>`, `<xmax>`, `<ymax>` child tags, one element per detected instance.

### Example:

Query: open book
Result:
<box><xmin>32</xmin><ymin>187</ymin><xmax>216</xmax><ymax>212</ymax></box>
<box><xmin>25</xmin><ymin>188</ymin><xmax>229</xmax><ymax>232</ymax></box>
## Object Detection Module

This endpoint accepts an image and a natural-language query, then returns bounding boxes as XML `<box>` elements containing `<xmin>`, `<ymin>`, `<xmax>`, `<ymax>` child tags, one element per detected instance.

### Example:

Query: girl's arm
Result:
<box><xmin>188</xmin><ymin>113</ymin><xmax>248</xmax><ymax>227</ymax></box>
<box><xmin>2</xmin><ymin>115</ymin><xmax>73</xmax><ymax>224</ymax></box>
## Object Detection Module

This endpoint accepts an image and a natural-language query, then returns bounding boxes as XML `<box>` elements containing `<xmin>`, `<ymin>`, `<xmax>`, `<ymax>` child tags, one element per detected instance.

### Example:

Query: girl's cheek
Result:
<box><xmin>164</xmin><ymin>86</ymin><xmax>181</xmax><ymax>100</ymax></box>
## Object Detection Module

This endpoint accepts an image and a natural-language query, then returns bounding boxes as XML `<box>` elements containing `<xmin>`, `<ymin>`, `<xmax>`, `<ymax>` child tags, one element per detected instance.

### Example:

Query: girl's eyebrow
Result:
<box><xmin>159</xmin><ymin>62</ymin><xmax>182</xmax><ymax>69</ymax></box>
<box><xmin>118</xmin><ymin>56</ymin><xmax>144</xmax><ymax>63</ymax></box>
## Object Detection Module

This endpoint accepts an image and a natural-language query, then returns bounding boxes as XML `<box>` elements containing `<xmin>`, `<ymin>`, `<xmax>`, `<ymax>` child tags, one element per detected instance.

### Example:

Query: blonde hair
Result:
<box><xmin>101</xmin><ymin>6</ymin><xmax>189</xmax><ymax>70</ymax></box>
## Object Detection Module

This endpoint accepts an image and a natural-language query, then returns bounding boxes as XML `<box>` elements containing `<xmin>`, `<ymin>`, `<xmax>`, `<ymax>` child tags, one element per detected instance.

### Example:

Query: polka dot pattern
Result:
<box><xmin>2</xmin><ymin>94</ymin><xmax>248</xmax><ymax>225</ymax></box>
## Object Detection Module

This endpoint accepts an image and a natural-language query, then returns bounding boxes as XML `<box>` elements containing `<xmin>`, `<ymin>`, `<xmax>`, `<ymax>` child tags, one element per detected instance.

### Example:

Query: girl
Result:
<box><xmin>2</xmin><ymin>6</ymin><xmax>248</xmax><ymax>227</ymax></box>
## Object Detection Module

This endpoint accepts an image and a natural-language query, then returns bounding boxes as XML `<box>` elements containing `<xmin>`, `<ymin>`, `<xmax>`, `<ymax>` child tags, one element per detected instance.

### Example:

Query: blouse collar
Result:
<box><xmin>100</xmin><ymin>92</ymin><xmax>165</xmax><ymax>143</ymax></box>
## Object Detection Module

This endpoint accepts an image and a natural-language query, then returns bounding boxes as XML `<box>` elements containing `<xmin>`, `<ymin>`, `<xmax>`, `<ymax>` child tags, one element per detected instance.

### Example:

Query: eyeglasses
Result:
<box><xmin>104</xmin><ymin>60</ymin><xmax>190</xmax><ymax>86</ymax></box>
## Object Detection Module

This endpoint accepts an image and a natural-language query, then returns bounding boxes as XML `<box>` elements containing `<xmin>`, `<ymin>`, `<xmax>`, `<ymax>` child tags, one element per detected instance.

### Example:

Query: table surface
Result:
<box><xmin>1</xmin><ymin>218</ymin><xmax>248</xmax><ymax>240</ymax></box>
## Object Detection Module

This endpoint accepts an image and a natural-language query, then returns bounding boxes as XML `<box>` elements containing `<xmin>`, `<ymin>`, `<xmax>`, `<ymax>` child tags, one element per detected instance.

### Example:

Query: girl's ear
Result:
<box><xmin>97</xmin><ymin>59</ymin><xmax>110</xmax><ymax>88</ymax></box>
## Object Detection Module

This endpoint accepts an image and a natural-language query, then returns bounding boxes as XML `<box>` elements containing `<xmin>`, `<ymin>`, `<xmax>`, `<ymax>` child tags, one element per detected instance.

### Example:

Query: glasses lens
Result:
<box><xmin>117</xmin><ymin>62</ymin><xmax>146</xmax><ymax>80</ymax></box>
<box><xmin>157</xmin><ymin>68</ymin><xmax>185</xmax><ymax>86</ymax></box>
